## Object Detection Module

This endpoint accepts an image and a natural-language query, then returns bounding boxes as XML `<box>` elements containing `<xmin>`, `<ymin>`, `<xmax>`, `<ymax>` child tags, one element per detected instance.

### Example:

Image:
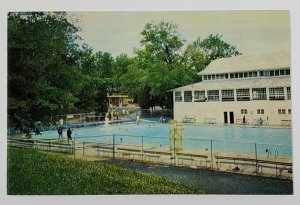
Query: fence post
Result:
<box><xmin>113</xmin><ymin>134</ymin><xmax>115</xmax><ymax>159</ymax></box>
<box><xmin>173</xmin><ymin>136</ymin><xmax>176</xmax><ymax>165</ymax></box>
<box><xmin>211</xmin><ymin>140</ymin><xmax>213</xmax><ymax>169</ymax></box>
<box><xmin>142</xmin><ymin>136</ymin><xmax>144</xmax><ymax>162</ymax></box>
<box><xmin>83</xmin><ymin>142</ymin><xmax>85</xmax><ymax>156</ymax></box>
<box><xmin>73</xmin><ymin>136</ymin><xmax>76</xmax><ymax>159</ymax></box>
<box><xmin>255</xmin><ymin>143</ymin><xmax>258</xmax><ymax>174</ymax></box>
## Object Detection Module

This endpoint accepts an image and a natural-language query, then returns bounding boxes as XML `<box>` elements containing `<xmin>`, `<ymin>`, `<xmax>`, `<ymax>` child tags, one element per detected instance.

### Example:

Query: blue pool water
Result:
<box><xmin>39</xmin><ymin>122</ymin><xmax>292</xmax><ymax>157</ymax></box>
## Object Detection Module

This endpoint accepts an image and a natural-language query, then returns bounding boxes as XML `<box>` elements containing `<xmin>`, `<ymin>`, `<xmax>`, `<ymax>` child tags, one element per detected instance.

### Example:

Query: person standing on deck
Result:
<box><xmin>242</xmin><ymin>115</ymin><xmax>246</xmax><ymax>124</ymax></box>
<box><xmin>58</xmin><ymin>126</ymin><xmax>63</xmax><ymax>140</ymax></box>
<box><xmin>67</xmin><ymin>128</ymin><xmax>72</xmax><ymax>144</ymax></box>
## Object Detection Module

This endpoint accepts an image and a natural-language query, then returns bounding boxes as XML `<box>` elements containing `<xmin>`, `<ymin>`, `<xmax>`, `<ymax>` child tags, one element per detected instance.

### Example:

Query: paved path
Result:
<box><xmin>103</xmin><ymin>159</ymin><xmax>293</xmax><ymax>195</ymax></box>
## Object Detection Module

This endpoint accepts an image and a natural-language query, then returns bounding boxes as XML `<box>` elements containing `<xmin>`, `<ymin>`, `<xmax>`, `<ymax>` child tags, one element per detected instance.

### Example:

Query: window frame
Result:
<box><xmin>184</xmin><ymin>91</ymin><xmax>193</xmax><ymax>102</ymax></box>
<box><xmin>194</xmin><ymin>90</ymin><xmax>206</xmax><ymax>102</ymax></box>
<box><xmin>174</xmin><ymin>91</ymin><xmax>182</xmax><ymax>102</ymax></box>
<box><xmin>269</xmin><ymin>87</ymin><xmax>285</xmax><ymax>101</ymax></box>
<box><xmin>207</xmin><ymin>90</ymin><xmax>220</xmax><ymax>102</ymax></box>
<box><xmin>252</xmin><ymin>88</ymin><xmax>267</xmax><ymax>100</ymax></box>
<box><xmin>236</xmin><ymin>89</ymin><xmax>250</xmax><ymax>101</ymax></box>
<box><xmin>221</xmin><ymin>89</ymin><xmax>234</xmax><ymax>101</ymax></box>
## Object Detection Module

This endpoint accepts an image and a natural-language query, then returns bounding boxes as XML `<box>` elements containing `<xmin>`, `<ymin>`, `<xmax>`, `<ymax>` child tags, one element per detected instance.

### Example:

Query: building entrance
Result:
<box><xmin>224</xmin><ymin>112</ymin><xmax>228</xmax><ymax>124</ymax></box>
<box><xmin>229</xmin><ymin>112</ymin><xmax>234</xmax><ymax>124</ymax></box>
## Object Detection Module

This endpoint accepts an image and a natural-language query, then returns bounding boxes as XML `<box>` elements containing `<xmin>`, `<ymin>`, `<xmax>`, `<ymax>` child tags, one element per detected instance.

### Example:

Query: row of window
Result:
<box><xmin>241</xmin><ymin>109</ymin><xmax>292</xmax><ymax>115</ymax></box>
<box><xmin>202</xmin><ymin>69</ymin><xmax>290</xmax><ymax>81</ymax></box>
<box><xmin>175</xmin><ymin>87</ymin><xmax>291</xmax><ymax>102</ymax></box>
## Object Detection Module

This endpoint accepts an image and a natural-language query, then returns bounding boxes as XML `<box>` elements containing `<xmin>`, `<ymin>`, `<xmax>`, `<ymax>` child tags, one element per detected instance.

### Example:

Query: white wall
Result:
<box><xmin>174</xmin><ymin>100</ymin><xmax>292</xmax><ymax>126</ymax></box>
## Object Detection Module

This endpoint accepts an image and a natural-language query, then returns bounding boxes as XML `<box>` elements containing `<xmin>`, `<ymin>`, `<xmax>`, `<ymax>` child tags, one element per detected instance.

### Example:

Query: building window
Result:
<box><xmin>286</xmin><ymin>69</ymin><xmax>290</xmax><ymax>75</ymax></box>
<box><xmin>203</xmin><ymin>75</ymin><xmax>207</xmax><ymax>80</ymax></box>
<box><xmin>252</xmin><ymin>88</ymin><xmax>267</xmax><ymax>100</ymax></box>
<box><xmin>230</xmin><ymin>73</ymin><xmax>234</xmax><ymax>78</ymax></box>
<box><xmin>221</xmin><ymin>90</ymin><xmax>234</xmax><ymax>101</ymax></box>
<box><xmin>269</xmin><ymin>87</ymin><xmax>285</xmax><ymax>100</ymax></box>
<box><xmin>257</xmin><ymin>109</ymin><xmax>264</xmax><ymax>114</ymax></box>
<box><xmin>184</xmin><ymin>91</ymin><xmax>192</xmax><ymax>102</ymax></box>
<box><xmin>175</xmin><ymin>91</ymin><xmax>182</xmax><ymax>102</ymax></box>
<box><xmin>194</xmin><ymin>91</ymin><xmax>206</xmax><ymax>102</ymax></box>
<box><xmin>278</xmin><ymin>109</ymin><xmax>286</xmax><ymax>114</ymax></box>
<box><xmin>287</xmin><ymin>87</ymin><xmax>291</xmax><ymax>100</ymax></box>
<box><xmin>288</xmin><ymin>109</ymin><xmax>291</xmax><ymax>114</ymax></box>
<box><xmin>207</xmin><ymin>90</ymin><xmax>219</xmax><ymax>101</ymax></box>
<box><xmin>236</xmin><ymin>89</ymin><xmax>250</xmax><ymax>101</ymax></box>
<box><xmin>261</xmin><ymin>71</ymin><xmax>270</xmax><ymax>76</ymax></box>
<box><xmin>241</xmin><ymin>109</ymin><xmax>247</xmax><ymax>114</ymax></box>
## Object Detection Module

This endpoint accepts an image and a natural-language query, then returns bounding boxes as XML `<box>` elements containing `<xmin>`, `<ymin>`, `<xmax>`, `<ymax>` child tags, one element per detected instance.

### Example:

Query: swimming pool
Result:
<box><xmin>39</xmin><ymin>122</ymin><xmax>292</xmax><ymax>157</ymax></box>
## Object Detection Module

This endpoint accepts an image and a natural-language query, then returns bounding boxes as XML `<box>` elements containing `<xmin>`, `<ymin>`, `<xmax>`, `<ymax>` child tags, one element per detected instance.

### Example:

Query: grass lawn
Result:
<box><xmin>7</xmin><ymin>147</ymin><xmax>204</xmax><ymax>195</ymax></box>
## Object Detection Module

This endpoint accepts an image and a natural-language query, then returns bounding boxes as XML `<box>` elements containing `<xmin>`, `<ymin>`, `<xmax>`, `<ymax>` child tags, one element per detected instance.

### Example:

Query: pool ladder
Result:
<box><xmin>267</xmin><ymin>147</ymin><xmax>278</xmax><ymax>158</ymax></box>
<box><xmin>274</xmin><ymin>147</ymin><xmax>278</xmax><ymax>158</ymax></box>
<box><xmin>267</xmin><ymin>147</ymin><xmax>271</xmax><ymax>157</ymax></box>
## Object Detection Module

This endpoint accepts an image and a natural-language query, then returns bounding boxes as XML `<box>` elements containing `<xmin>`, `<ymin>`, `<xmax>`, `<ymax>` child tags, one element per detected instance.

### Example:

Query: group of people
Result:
<box><xmin>57</xmin><ymin>126</ymin><xmax>73</xmax><ymax>143</ymax></box>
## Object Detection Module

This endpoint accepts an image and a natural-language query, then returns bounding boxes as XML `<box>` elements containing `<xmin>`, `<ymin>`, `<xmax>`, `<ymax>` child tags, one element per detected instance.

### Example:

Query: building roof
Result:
<box><xmin>172</xmin><ymin>76</ymin><xmax>290</xmax><ymax>91</ymax></box>
<box><xmin>199</xmin><ymin>52</ymin><xmax>290</xmax><ymax>75</ymax></box>
<box><xmin>107</xmin><ymin>94</ymin><xmax>129</xmax><ymax>98</ymax></box>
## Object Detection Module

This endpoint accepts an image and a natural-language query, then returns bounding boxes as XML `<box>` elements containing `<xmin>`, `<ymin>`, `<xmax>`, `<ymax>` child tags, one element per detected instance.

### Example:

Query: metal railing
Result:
<box><xmin>74</xmin><ymin>134</ymin><xmax>292</xmax><ymax>178</ymax></box>
<box><xmin>8</xmin><ymin>132</ymin><xmax>293</xmax><ymax>178</ymax></box>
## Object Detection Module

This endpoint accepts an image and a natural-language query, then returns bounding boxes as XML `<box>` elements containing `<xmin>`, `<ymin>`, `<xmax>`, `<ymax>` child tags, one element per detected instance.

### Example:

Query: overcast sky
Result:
<box><xmin>72</xmin><ymin>10</ymin><xmax>290</xmax><ymax>58</ymax></box>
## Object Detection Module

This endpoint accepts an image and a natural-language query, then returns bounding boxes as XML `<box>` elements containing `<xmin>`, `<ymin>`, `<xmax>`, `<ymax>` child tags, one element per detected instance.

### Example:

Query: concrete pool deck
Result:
<box><xmin>7</xmin><ymin>136</ymin><xmax>293</xmax><ymax>180</ymax></box>
<box><xmin>75</xmin><ymin>141</ymin><xmax>292</xmax><ymax>180</ymax></box>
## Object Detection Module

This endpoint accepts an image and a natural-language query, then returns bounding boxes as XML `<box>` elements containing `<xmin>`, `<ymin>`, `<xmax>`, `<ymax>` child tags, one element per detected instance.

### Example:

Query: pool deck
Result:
<box><xmin>7</xmin><ymin>136</ymin><xmax>293</xmax><ymax>180</ymax></box>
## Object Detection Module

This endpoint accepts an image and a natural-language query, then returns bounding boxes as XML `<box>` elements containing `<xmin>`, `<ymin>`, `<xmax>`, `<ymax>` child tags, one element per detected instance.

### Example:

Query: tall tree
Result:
<box><xmin>140</xmin><ymin>21</ymin><xmax>185</xmax><ymax>71</ymax></box>
<box><xmin>197</xmin><ymin>34</ymin><xmax>242</xmax><ymax>64</ymax></box>
<box><xmin>8</xmin><ymin>12</ymin><xmax>81</xmax><ymax>129</ymax></box>
<box><xmin>112</xmin><ymin>54</ymin><xmax>134</xmax><ymax>88</ymax></box>
<box><xmin>95</xmin><ymin>51</ymin><xmax>114</xmax><ymax>78</ymax></box>
<box><xmin>133</xmin><ymin>21</ymin><xmax>202</xmax><ymax>108</ymax></box>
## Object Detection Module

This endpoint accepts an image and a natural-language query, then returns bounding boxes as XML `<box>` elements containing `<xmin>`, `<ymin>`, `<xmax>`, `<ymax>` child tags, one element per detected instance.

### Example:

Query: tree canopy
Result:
<box><xmin>8</xmin><ymin>14</ymin><xmax>241</xmax><ymax>130</ymax></box>
<box><xmin>115</xmin><ymin>22</ymin><xmax>241</xmax><ymax>109</ymax></box>
<box><xmin>8</xmin><ymin>12</ymin><xmax>112</xmax><ymax>130</ymax></box>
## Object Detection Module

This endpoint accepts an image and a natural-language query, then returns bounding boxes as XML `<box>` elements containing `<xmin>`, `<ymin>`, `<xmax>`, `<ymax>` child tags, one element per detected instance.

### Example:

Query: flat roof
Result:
<box><xmin>172</xmin><ymin>76</ymin><xmax>290</xmax><ymax>91</ymax></box>
<box><xmin>199</xmin><ymin>52</ymin><xmax>290</xmax><ymax>75</ymax></box>
<box><xmin>107</xmin><ymin>95</ymin><xmax>129</xmax><ymax>98</ymax></box>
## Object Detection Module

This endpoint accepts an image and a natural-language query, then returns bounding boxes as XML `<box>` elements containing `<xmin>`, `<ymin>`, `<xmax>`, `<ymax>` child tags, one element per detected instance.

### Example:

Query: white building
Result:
<box><xmin>172</xmin><ymin>52</ymin><xmax>291</xmax><ymax>126</ymax></box>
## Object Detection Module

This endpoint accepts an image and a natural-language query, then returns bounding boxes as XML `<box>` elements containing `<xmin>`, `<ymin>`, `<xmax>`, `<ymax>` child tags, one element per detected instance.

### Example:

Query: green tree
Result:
<box><xmin>112</xmin><ymin>54</ymin><xmax>134</xmax><ymax>88</ymax></box>
<box><xmin>95</xmin><ymin>51</ymin><xmax>114</xmax><ymax>78</ymax></box>
<box><xmin>133</xmin><ymin>21</ymin><xmax>200</xmax><ymax>108</ymax></box>
<box><xmin>182</xmin><ymin>43</ymin><xmax>207</xmax><ymax>72</ymax></box>
<box><xmin>197</xmin><ymin>34</ymin><xmax>242</xmax><ymax>64</ymax></box>
<box><xmin>140</xmin><ymin>21</ymin><xmax>185</xmax><ymax>71</ymax></box>
<box><xmin>8</xmin><ymin>12</ymin><xmax>81</xmax><ymax>130</ymax></box>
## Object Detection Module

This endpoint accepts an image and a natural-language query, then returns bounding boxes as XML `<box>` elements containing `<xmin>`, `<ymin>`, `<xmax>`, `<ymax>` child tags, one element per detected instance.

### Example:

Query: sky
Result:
<box><xmin>72</xmin><ymin>11</ymin><xmax>290</xmax><ymax>58</ymax></box>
